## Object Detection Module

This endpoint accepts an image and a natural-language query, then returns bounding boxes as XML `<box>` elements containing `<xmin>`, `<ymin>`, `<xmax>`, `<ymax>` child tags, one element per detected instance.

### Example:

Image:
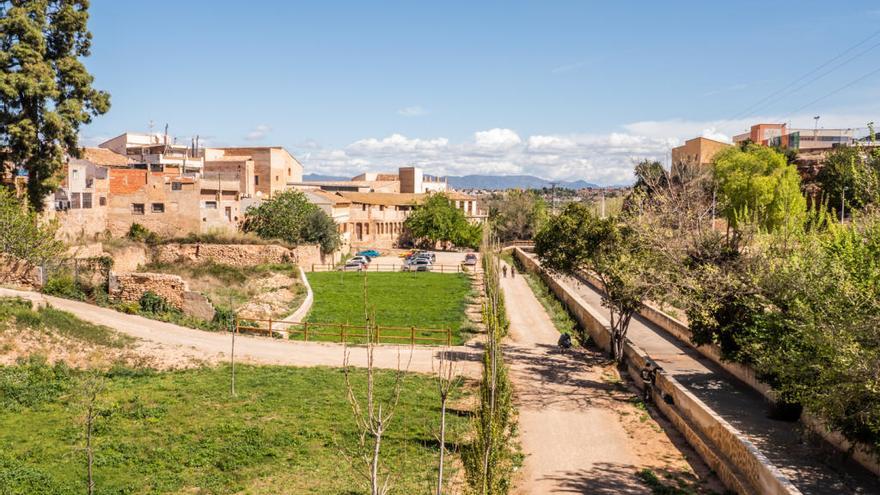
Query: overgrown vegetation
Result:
<box><xmin>307</xmin><ymin>272</ymin><xmax>472</xmax><ymax>344</ymax></box>
<box><xmin>0</xmin><ymin>362</ymin><xmax>473</xmax><ymax>494</ymax></box>
<box><xmin>462</xmin><ymin>233</ymin><xmax>518</xmax><ymax>494</ymax></box>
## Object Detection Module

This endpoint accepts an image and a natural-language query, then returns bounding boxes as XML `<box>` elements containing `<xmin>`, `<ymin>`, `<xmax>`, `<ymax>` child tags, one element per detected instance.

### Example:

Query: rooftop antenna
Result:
<box><xmin>164</xmin><ymin>123</ymin><xmax>169</xmax><ymax>145</ymax></box>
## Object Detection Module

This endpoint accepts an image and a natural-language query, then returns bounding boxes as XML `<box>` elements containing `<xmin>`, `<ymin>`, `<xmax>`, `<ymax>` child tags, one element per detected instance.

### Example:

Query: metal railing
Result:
<box><xmin>234</xmin><ymin>318</ymin><xmax>452</xmax><ymax>346</ymax></box>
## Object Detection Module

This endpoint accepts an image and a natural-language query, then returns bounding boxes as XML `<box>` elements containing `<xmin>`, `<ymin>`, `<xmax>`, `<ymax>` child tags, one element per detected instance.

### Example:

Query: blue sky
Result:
<box><xmin>82</xmin><ymin>1</ymin><xmax>880</xmax><ymax>184</ymax></box>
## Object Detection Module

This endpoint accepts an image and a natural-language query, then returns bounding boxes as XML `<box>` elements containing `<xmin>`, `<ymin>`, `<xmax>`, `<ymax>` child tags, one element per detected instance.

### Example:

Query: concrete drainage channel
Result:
<box><xmin>513</xmin><ymin>247</ymin><xmax>802</xmax><ymax>495</ymax></box>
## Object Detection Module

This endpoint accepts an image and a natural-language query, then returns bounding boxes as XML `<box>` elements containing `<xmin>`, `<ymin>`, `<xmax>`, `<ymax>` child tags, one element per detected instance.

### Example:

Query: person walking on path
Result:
<box><xmin>502</xmin><ymin>265</ymin><xmax>508</xmax><ymax>278</ymax></box>
<box><xmin>511</xmin><ymin>265</ymin><xmax>516</xmax><ymax>278</ymax></box>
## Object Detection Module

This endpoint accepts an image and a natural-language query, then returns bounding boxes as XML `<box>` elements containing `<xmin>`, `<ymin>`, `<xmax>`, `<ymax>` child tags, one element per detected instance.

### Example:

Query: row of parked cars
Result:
<box><xmin>402</xmin><ymin>250</ymin><xmax>436</xmax><ymax>272</ymax></box>
<box><xmin>337</xmin><ymin>250</ymin><xmax>478</xmax><ymax>272</ymax></box>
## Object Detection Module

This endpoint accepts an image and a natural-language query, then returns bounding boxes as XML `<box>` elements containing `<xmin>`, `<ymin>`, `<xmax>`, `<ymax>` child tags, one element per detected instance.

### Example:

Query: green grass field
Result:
<box><xmin>0</xmin><ymin>363</ymin><xmax>471</xmax><ymax>494</ymax></box>
<box><xmin>304</xmin><ymin>272</ymin><xmax>474</xmax><ymax>344</ymax></box>
<box><xmin>0</xmin><ymin>297</ymin><xmax>134</xmax><ymax>349</ymax></box>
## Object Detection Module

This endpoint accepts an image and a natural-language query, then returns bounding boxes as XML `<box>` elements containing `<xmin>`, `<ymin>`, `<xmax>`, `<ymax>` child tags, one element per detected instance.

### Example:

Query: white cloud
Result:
<box><xmin>397</xmin><ymin>105</ymin><xmax>428</xmax><ymax>117</ymax></box>
<box><xmin>474</xmin><ymin>128</ymin><xmax>521</xmax><ymax>149</ymax></box>
<box><xmin>296</xmin><ymin>111</ymin><xmax>879</xmax><ymax>186</ymax></box>
<box><xmin>348</xmin><ymin>133</ymin><xmax>448</xmax><ymax>154</ymax></box>
<box><xmin>244</xmin><ymin>124</ymin><xmax>271</xmax><ymax>141</ymax></box>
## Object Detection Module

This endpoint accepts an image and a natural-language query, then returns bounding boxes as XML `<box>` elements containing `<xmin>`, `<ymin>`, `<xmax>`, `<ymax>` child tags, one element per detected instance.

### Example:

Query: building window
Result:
<box><xmin>82</xmin><ymin>193</ymin><xmax>93</xmax><ymax>209</ymax></box>
<box><xmin>254</xmin><ymin>175</ymin><xmax>260</xmax><ymax>186</ymax></box>
<box><xmin>152</xmin><ymin>203</ymin><xmax>165</xmax><ymax>213</ymax></box>
<box><xmin>132</xmin><ymin>203</ymin><xmax>145</xmax><ymax>215</ymax></box>
<box><xmin>172</xmin><ymin>182</ymin><xmax>182</xmax><ymax>191</ymax></box>
<box><xmin>99</xmin><ymin>196</ymin><xmax>106</xmax><ymax>206</ymax></box>
<box><xmin>288</xmin><ymin>168</ymin><xmax>291</xmax><ymax>175</ymax></box>
<box><xmin>204</xmin><ymin>201</ymin><xmax>217</xmax><ymax>209</ymax></box>
<box><xmin>71</xmin><ymin>169</ymin><xmax>79</xmax><ymax>180</ymax></box>
<box><xmin>70</xmin><ymin>192</ymin><xmax>81</xmax><ymax>209</ymax></box>
<box><xmin>379</xmin><ymin>205</ymin><xmax>385</xmax><ymax>211</ymax></box>
<box><xmin>149</xmin><ymin>163</ymin><xmax>163</xmax><ymax>172</ymax></box>
<box><xmin>86</xmin><ymin>178</ymin><xmax>94</xmax><ymax>189</ymax></box>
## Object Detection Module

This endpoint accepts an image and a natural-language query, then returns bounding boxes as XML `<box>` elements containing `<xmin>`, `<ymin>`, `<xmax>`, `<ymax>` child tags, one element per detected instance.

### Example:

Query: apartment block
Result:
<box><xmin>99</xmin><ymin>132</ymin><xmax>204</xmax><ymax>172</ymax></box>
<box><xmin>732</xmin><ymin>123</ymin><xmax>854</xmax><ymax>151</ymax></box>
<box><xmin>204</xmin><ymin>147</ymin><xmax>302</xmax><ymax>197</ymax></box>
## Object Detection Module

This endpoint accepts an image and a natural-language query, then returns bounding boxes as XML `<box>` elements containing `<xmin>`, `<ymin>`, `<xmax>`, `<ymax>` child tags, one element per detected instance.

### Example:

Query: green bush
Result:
<box><xmin>126</xmin><ymin>223</ymin><xmax>160</xmax><ymax>244</ymax></box>
<box><xmin>42</xmin><ymin>273</ymin><xmax>86</xmax><ymax>300</ymax></box>
<box><xmin>138</xmin><ymin>291</ymin><xmax>173</xmax><ymax>314</ymax></box>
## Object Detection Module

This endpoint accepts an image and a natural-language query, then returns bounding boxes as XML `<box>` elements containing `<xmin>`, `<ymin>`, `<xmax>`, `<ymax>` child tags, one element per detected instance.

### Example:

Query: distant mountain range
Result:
<box><xmin>444</xmin><ymin>175</ymin><xmax>599</xmax><ymax>190</ymax></box>
<box><xmin>303</xmin><ymin>173</ymin><xmax>600</xmax><ymax>190</ymax></box>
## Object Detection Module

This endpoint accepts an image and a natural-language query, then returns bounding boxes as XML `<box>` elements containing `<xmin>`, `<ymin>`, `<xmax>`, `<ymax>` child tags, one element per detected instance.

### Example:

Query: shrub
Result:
<box><xmin>127</xmin><ymin>223</ymin><xmax>160</xmax><ymax>244</ymax></box>
<box><xmin>42</xmin><ymin>273</ymin><xmax>86</xmax><ymax>300</ymax></box>
<box><xmin>138</xmin><ymin>291</ymin><xmax>173</xmax><ymax>314</ymax></box>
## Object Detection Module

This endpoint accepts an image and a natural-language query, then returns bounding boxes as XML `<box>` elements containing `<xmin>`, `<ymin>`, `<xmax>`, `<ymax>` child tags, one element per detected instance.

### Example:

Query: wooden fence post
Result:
<box><xmin>268</xmin><ymin>317</ymin><xmax>273</xmax><ymax>337</ymax></box>
<box><xmin>410</xmin><ymin>326</ymin><xmax>415</xmax><ymax>346</ymax></box>
<box><xmin>304</xmin><ymin>322</ymin><xmax>309</xmax><ymax>341</ymax></box>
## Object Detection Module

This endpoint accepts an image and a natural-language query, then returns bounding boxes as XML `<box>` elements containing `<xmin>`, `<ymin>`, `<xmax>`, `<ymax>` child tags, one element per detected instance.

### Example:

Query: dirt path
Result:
<box><xmin>0</xmin><ymin>288</ymin><xmax>482</xmax><ymax>377</ymax></box>
<box><xmin>499</xmin><ymin>265</ymin><xmax>721</xmax><ymax>494</ymax></box>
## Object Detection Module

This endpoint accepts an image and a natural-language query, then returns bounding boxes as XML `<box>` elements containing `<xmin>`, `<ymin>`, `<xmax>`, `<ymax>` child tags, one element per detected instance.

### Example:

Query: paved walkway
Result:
<box><xmin>0</xmin><ymin>288</ymin><xmax>482</xmax><ymax>377</ymax></box>
<box><xmin>553</xmin><ymin>269</ymin><xmax>880</xmax><ymax>494</ymax></box>
<box><xmin>499</xmin><ymin>265</ymin><xmax>717</xmax><ymax>494</ymax></box>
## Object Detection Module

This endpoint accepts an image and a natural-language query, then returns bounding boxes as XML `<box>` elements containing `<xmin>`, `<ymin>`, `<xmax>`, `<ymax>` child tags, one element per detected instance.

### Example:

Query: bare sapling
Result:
<box><xmin>341</xmin><ymin>272</ymin><xmax>412</xmax><ymax>495</ymax></box>
<box><xmin>435</xmin><ymin>347</ymin><xmax>460</xmax><ymax>495</ymax></box>
<box><xmin>78</xmin><ymin>372</ymin><xmax>105</xmax><ymax>495</ymax></box>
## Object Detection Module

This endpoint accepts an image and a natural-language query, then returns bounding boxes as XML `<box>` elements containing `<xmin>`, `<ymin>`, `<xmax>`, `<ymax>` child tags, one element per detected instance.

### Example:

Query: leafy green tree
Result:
<box><xmin>404</xmin><ymin>193</ymin><xmax>477</xmax><ymax>249</ymax></box>
<box><xmin>242</xmin><ymin>190</ymin><xmax>340</xmax><ymax>253</ymax></box>
<box><xmin>816</xmin><ymin>145</ymin><xmax>880</xmax><ymax>215</ymax></box>
<box><xmin>0</xmin><ymin>0</ymin><xmax>110</xmax><ymax>211</ymax></box>
<box><xmin>301</xmin><ymin>207</ymin><xmax>341</xmax><ymax>255</ymax></box>
<box><xmin>487</xmin><ymin>189</ymin><xmax>547</xmax><ymax>242</ymax></box>
<box><xmin>534</xmin><ymin>203</ymin><xmax>658</xmax><ymax>361</ymax></box>
<box><xmin>712</xmin><ymin>144</ymin><xmax>806</xmax><ymax>233</ymax></box>
<box><xmin>0</xmin><ymin>186</ymin><xmax>63</xmax><ymax>267</ymax></box>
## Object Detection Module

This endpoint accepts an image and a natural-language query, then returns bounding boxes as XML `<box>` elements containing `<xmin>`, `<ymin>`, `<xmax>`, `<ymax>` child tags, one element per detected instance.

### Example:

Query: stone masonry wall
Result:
<box><xmin>110</xmin><ymin>272</ymin><xmax>188</xmax><ymax>309</ymax></box>
<box><xmin>152</xmin><ymin>243</ymin><xmax>325</xmax><ymax>268</ymax></box>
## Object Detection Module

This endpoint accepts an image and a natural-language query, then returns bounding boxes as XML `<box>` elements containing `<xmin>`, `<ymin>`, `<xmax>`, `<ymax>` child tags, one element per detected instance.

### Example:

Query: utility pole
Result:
<box><xmin>814</xmin><ymin>115</ymin><xmax>820</xmax><ymax>146</ymax></box>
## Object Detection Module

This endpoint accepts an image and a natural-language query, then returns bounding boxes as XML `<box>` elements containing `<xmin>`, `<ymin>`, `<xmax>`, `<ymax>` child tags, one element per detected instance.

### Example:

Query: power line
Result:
<box><xmin>783</xmin><ymin>64</ymin><xmax>880</xmax><ymax>119</ymax></box>
<box><xmin>729</xmin><ymin>27</ymin><xmax>880</xmax><ymax>121</ymax></box>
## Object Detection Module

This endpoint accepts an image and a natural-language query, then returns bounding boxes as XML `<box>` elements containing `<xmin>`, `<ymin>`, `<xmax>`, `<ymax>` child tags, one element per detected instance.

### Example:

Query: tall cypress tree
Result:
<box><xmin>0</xmin><ymin>0</ymin><xmax>110</xmax><ymax>210</ymax></box>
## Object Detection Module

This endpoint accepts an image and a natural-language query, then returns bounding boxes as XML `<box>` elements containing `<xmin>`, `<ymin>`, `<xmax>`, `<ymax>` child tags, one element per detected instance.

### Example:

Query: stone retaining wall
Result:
<box><xmin>513</xmin><ymin>248</ymin><xmax>801</xmax><ymax>495</ymax></box>
<box><xmin>152</xmin><ymin>243</ymin><xmax>325</xmax><ymax>268</ymax></box>
<box><xmin>110</xmin><ymin>272</ymin><xmax>188</xmax><ymax>309</ymax></box>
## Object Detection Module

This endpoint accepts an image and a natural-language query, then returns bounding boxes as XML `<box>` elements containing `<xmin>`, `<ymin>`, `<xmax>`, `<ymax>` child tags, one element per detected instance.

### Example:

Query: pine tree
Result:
<box><xmin>0</xmin><ymin>0</ymin><xmax>110</xmax><ymax>210</ymax></box>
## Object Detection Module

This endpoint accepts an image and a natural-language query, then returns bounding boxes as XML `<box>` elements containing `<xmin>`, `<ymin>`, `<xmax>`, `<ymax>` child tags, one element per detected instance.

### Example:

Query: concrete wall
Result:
<box><xmin>513</xmin><ymin>248</ymin><xmax>801</xmax><ymax>495</ymax></box>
